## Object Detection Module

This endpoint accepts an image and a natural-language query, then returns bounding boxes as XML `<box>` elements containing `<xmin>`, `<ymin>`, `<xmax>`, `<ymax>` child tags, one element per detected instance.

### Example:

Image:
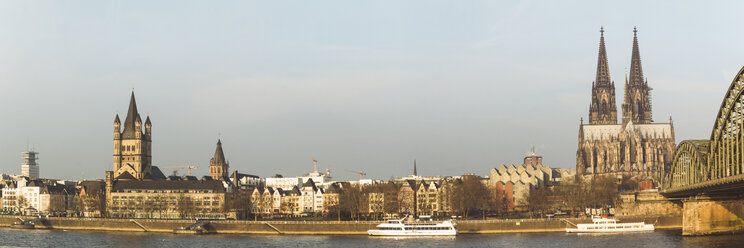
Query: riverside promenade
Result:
<box><xmin>0</xmin><ymin>215</ymin><xmax>682</xmax><ymax>235</ymax></box>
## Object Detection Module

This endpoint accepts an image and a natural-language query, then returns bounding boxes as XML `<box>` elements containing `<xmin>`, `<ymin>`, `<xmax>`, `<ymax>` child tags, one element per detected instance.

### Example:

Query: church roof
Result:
<box><xmin>212</xmin><ymin>139</ymin><xmax>227</xmax><ymax>165</ymax></box>
<box><xmin>581</xmin><ymin>122</ymin><xmax>673</xmax><ymax>140</ymax></box>
<box><xmin>121</xmin><ymin>91</ymin><xmax>142</xmax><ymax>139</ymax></box>
<box><xmin>116</xmin><ymin>171</ymin><xmax>136</xmax><ymax>180</ymax></box>
<box><xmin>150</xmin><ymin>166</ymin><xmax>167</xmax><ymax>180</ymax></box>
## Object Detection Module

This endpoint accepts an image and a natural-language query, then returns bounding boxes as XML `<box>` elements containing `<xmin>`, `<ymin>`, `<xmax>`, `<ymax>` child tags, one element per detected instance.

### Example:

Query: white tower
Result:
<box><xmin>21</xmin><ymin>151</ymin><xmax>39</xmax><ymax>178</ymax></box>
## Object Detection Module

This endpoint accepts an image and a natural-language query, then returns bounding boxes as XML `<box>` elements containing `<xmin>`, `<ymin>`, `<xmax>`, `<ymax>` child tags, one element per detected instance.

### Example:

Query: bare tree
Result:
<box><xmin>83</xmin><ymin>193</ymin><xmax>105</xmax><ymax>217</ymax></box>
<box><xmin>16</xmin><ymin>195</ymin><xmax>27</xmax><ymax>214</ymax></box>
<box><xmin>176</xmin><ymin>194</ymin><xmax>196</xmax><ymax>219</ymax></box>
<box><xmin>524</xmin><ymin>186</ymin><xmax>552</xmax><ymax>218</ymax></box>
<box><xmin>339</xmin><ymin>185</ymin><xmax>362</xmax><ymax>221</ymax></box>
<box><xmin>452</xmin><ymin>175</ymin><xmax>494</xmax><ymax>219</ymax></box>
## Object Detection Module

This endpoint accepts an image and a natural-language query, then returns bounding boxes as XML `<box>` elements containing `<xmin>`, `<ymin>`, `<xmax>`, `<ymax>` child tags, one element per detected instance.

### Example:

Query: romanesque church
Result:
<box><xmin>576</xmin><ymin>27</ymin><xmax>676</xmax><ymax>182</ymax></box>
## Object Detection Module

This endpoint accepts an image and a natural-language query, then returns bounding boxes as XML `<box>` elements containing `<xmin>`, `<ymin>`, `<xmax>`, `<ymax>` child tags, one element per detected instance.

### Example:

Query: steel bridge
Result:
<box><xmin>662</xmin><ymin>66</ymin><xmax>744</xmax><ymax>197</ymax></box>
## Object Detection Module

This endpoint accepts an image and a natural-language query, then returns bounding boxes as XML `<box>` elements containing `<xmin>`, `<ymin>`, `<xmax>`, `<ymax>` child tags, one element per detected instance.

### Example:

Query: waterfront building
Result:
<box><xmin>231</xmin><ymin>171</ymin><xmax>263</xmax><ymax>190</ymax></box>
<box><xmin>209</xmin><ymin>139</ymin><xmax>230</xmax><ymax>180</ymax></box>
<box><xmin>18</xmin><ymin>179</ymin><xmax>42</xmax><ymax>215</ymax></box>
<box><xmin>78</xmin><ymin>181</ymin><xmax>105</xmax><ymax>217</ymax></box>
<box><xmin>488</xmin><ymin>148</ymin><xmax>573</xmax><ymax>210</ymax></box>
<box><xmin>113</xmin><ymin>91</ymin><xmax>153</xmax><ymax>180</ymax></box>
<box><xmin>576</xmin><ymin>27</ymin><xmax>675</xmax><ymax>183</ymax></box>
<box><xmin>398</xmin><ymin>180</ymin><xmax>417</xmax><ymax>216</ymax></box>
<box><xmin>368</xmin><ymin>192</ymin><xmax>384</xmax><ymax>216</ymax></box>
<box><xmin>250</xmin><ymin>187</ymin><xmax>282</xmax><ymax>216</ymax></box>
<box><xmin>299</xmin><ymin>179</ymin><xmax>324</xmax><ymax>214</ymax></box>
<box><xmin>21</xmin><ymin>151</ymin><xmax>39</xmax><ymax>179</ymax></box>
<box><xmin>415</xmin><ymin>181</ymin><xmax>439</xmax><ymax>217</ymax></box>
<box><xmin>1</xmin><ymin>181</ymin><xmax>18</xmax><ymax>212</ymax></box>
<box><xmin>105</xmin><ymin>171</ymin><xmax>227</xmax><ymax>219</ymax></box>
<box><xmin>437</xmin><ymin>178</ymin><xmax>456</xmax><ymax>216</ymax></box>
<box><xmin>279</xmin><ymin>186</ymin><xmax>302</xmax><ymax>216</ymax></box>
<box><xmin>266</xmin><ymin>176</ymin><xmax>301</xmax><ymax>190</ymax></box>
<box><xmin>39</xmin><ymin>184</ymin><xmax>70</xmax><ymax>215</ymax></box>
<box><xmin>322</xmin><ymin>183</ymin><xmax>341</xmax><ymax>214</ymax></box>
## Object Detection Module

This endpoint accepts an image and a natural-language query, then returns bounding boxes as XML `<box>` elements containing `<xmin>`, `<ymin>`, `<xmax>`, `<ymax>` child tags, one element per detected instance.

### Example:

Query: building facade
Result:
<box><xmin>576</xmin><ymin>27</ymin><xmax>675</xmax><ymax>182</ymax></box>
<box><xmin>113</xmin><ymin>92</ymin><xmax>153</xmax><ymax>180</ymax></box>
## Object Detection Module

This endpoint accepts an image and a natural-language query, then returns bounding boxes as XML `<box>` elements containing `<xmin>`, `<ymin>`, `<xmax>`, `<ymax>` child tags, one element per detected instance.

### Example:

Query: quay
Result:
<box><xmin>0</xmin><ymin>215</ymin><xmax>681</xmax><ymax>235</ymax></box>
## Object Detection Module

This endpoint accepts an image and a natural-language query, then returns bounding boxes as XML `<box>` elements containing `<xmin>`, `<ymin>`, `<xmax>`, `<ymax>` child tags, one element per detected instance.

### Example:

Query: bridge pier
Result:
<box><xmin>683</xmin><ymin>196</ymin><xmax>744</xmax><ymax>236</ymax></box>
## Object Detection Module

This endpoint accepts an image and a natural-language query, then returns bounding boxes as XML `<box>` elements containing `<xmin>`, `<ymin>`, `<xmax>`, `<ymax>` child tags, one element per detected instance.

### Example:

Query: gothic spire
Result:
<box><xmin>595</xmin><ymin>26</ymin><xmax>611</xmax><ymax>86</ymax></box>
<box><xmin>413</xmin><ymin>159</ymin><xmax>417</xmax><ymax>176</ymax></box>
<box><xmin>121</xmin><ymin>91</ymin><xmax>141</xmax><ymax>138</ymax></box>
<box><xmin>628</xmin><ymin>26</ymin><xmax>644</xmax><ymax>86</ymax></box>
<box><xmin>213</xmin><ymin>139</ymin><xmax>226</xmax><ymax>164</ymax></box>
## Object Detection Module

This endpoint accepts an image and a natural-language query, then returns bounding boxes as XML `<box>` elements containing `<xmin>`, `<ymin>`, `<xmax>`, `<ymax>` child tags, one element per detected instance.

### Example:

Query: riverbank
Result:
<box><xmin>0</xmin><ymin>215</ymin><xmax>681</xmax><ymax>235</ymax></box>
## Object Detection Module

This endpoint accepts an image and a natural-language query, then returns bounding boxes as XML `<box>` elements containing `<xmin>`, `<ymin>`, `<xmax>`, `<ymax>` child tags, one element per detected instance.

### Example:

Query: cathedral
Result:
<box><xmin>113</xmin><ymin>91</ymin><xmax>153</xmax><ymax>180</ymax></box>
<box><xmin>576</xmin><ymin>27</ymin><xmax>676</xmax><ymax>182</ymax></box>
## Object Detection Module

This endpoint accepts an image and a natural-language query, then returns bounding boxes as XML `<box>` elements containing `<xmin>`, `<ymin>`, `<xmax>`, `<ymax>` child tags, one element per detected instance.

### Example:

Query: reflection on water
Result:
<box><xmin>1</xmin><ymin>228</ymin><xmax>743</xmax><ymax>248</ymax></box>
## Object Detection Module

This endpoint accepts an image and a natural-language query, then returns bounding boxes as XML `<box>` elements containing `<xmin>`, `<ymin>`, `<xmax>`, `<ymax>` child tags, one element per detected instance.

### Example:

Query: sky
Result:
<box><xmin>0</xmin><ymin>1</ymin><xmax>742</xmax><ymax>181</ymax></box>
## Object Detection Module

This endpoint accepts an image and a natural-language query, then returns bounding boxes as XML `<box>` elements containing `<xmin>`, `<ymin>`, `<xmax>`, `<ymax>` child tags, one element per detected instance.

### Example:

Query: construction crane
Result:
<box><xmin>162</xmin><ymin>165</ymin><xmax>198</xmax><ymax>176</ymax></box>
<box><xmin>344</xmin><ymin>169</ymin><xmax>366</xmax><ymax>180</ymax></box>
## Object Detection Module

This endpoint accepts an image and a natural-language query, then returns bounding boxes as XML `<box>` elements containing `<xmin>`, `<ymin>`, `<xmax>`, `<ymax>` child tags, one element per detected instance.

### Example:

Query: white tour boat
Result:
<box><xmin>367</xmin><ymin>218</ymin><xmax>458</xmax><ymax>236</ymax></box>
<box><xmin>566</xmin><ymin>216</ymin><xmax>654</xmax><ymax>233</ymax></box>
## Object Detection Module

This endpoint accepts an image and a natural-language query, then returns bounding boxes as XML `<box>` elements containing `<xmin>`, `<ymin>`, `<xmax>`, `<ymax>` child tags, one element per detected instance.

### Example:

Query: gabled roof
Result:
<box><xmin>116</xmin><ymin>171</ymin><xmax>136</xmax><ymax>180</ymax></box>
<box><xmin>80</xmin><ymin>181</ymin><xmax>105</xmax><ymax>195</ymax></box>
<box><xmin>150</xmin><ymin>166</ymin><xmax>167</xmax><ymax>180</ymax></box>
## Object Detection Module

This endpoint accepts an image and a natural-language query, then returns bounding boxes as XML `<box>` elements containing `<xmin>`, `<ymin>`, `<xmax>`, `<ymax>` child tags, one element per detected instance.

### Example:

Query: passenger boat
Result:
<box><xmin>566</xmin><ymin>216</ymin><xmax>654</xmax><ymax>233</ymax></box>
<box><xmin>367</xmin><ymin>218</ymin><xmax>458</xmax><ymax>236</ymax></box>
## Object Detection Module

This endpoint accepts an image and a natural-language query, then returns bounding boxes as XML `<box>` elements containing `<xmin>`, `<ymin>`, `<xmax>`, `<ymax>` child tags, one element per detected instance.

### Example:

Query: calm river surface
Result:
<box><xmin>2</xmin><ymin>228</ymin><xmax>744</xmax><ymax>248</ymax></box>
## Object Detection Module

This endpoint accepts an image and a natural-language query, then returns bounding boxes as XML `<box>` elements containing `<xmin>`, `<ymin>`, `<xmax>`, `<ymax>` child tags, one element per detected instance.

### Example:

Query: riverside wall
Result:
<box><xmin>0</xmin><ymin>215</ymin><xmax>681</xmax><ymax>235</ymax></box>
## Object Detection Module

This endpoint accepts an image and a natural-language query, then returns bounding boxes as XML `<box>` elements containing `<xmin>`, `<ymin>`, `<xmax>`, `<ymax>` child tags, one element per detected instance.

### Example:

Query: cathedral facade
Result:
<box><xmin>576</xmin><ymin>28</ymin><xmax>676</xmax><ymax>182</ymax></box>
<box><xmin>113</xmin><ymin>91</ymin><xmax>153</xmax><ymax>180</ymax></box>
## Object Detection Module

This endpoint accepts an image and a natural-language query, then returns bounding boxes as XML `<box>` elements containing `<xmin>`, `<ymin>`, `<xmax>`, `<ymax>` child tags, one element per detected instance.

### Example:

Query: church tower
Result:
<box><xmin>113</xmin><ymin>91</ymin><xmax>153</xmax><ymax>180</ymax></box>
<box><xmin>622</xmin><ymin>27</ymin><xmax>653</xmax><ymax>125</ymax></box>
<box><xmin>209</xmin><ymin>139</ymin><xmax>229</xmax><ymax>179</ymax></box>
<box><xmin>588</xmin><ymin>27</ymin><xmax>618</xmax><ymax>125</ymax></box>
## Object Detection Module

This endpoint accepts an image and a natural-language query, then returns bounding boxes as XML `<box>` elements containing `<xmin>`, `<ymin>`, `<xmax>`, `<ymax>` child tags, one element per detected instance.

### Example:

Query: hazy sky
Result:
<box><xmin>0</xmin><ymin>1</ymin><xmax>742</xmax><ymax>181</ymax></box>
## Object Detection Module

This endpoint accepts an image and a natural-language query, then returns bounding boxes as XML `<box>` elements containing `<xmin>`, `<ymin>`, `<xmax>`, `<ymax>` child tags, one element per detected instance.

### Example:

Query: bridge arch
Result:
<box><xmin>709</xmin><ymin>66</ymin><xmax>744</xmax><ymax>180</ymax></box>
<box><xmin>667</xmin><ymin>140</ymin><xmax>709</xmax><ymax>189</ymax></box>
<box><xmin>665</xmin><ymin>66</ymin><xmax>744</xmax><ymax>194</ymax></box>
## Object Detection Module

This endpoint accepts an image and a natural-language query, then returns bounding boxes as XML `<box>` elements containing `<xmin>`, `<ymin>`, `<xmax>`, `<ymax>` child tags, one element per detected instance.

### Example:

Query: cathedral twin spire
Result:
<box><xmin>588</xmin><ymin>27</ymin><xmax>617</xmax><ymax>125</ymax></box>
<box><xmin>589</xmin><ymin>27</ymin><xmax>652</xmax><ymax>125</ymax></box>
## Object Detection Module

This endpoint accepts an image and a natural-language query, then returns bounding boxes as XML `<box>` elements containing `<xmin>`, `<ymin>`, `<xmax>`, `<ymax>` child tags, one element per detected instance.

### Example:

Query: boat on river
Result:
<box><xmin>367</xmin><ymin>218</ymin><xmax>457</xmax><ymax>236</ymax></box>
<box><xmin>566</xmin><ymin>216</ymin><xmax>654</xmax><ymax>233</ymax></box>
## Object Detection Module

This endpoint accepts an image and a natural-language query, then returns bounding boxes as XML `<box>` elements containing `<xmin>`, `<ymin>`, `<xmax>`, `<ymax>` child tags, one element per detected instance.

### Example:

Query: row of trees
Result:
<box><xmin>525</xmin><ymin>175</ymin><xmax>619</xmax><ymax>217</ymax></box>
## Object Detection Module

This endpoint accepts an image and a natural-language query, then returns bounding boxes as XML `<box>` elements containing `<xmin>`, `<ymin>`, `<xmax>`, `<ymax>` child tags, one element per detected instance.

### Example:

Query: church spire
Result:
<box><xmin>413</xmin><ymin>159</ymin><xmax>417</xmax><ymax>176</ymax></box>
<box><xmin>213</xmin><ymin>139</ymin><xmax>226</xmax><ymax>165</ymax></box>
<box><xmin>588</xmin><ymin>27</ymin><xmax>618</xmax><ymax>125</ymax></box>
<box><xmin>595</xmin><ymin>26</ymin><xmax>611</xmax><ymax>86</ymax></box>
<box><xmin>209</xmin><ymin>139</ymin><xmax>229</xmax><ymax>179</ymax></box>
<box><xmin>628</xmin><ymin>26</ymin><xmax>644</xmax><ymax>86</ymax></box>
<box><xmin>622</xmin><ymin>27</ymin><xmax>653</xmax><ymax>124</ymax></box>
<box><xmin>121</xmin><ymin>91</ymin><xmax>141</xmax><ymax>138</ymax></box>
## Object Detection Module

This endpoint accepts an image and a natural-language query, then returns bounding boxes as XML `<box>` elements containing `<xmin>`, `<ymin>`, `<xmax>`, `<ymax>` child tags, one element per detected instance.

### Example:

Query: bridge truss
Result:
<box><xmin>664</xmin><ymin>66</ymin><xmax>744</xmax><ymax>196</ymax></box>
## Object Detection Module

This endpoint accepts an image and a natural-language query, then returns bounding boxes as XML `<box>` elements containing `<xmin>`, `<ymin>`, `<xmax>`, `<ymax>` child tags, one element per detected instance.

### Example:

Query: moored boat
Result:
<box><xmin>367</xmin><ymin>218</ymin><xmax>457</xmax><ymax>236</ymax></box>
<box><xmin>566</xmin><ymin>216</ymin><xmax>654</xmax><ymax>233</ymax></box>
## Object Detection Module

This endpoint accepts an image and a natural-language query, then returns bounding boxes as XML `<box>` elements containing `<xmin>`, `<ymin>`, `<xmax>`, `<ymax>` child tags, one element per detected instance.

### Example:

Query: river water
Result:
<box><xmin>1</xmin><ymin>228</ymin><xmax>743</xmax><ymax>248</ymax></box>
